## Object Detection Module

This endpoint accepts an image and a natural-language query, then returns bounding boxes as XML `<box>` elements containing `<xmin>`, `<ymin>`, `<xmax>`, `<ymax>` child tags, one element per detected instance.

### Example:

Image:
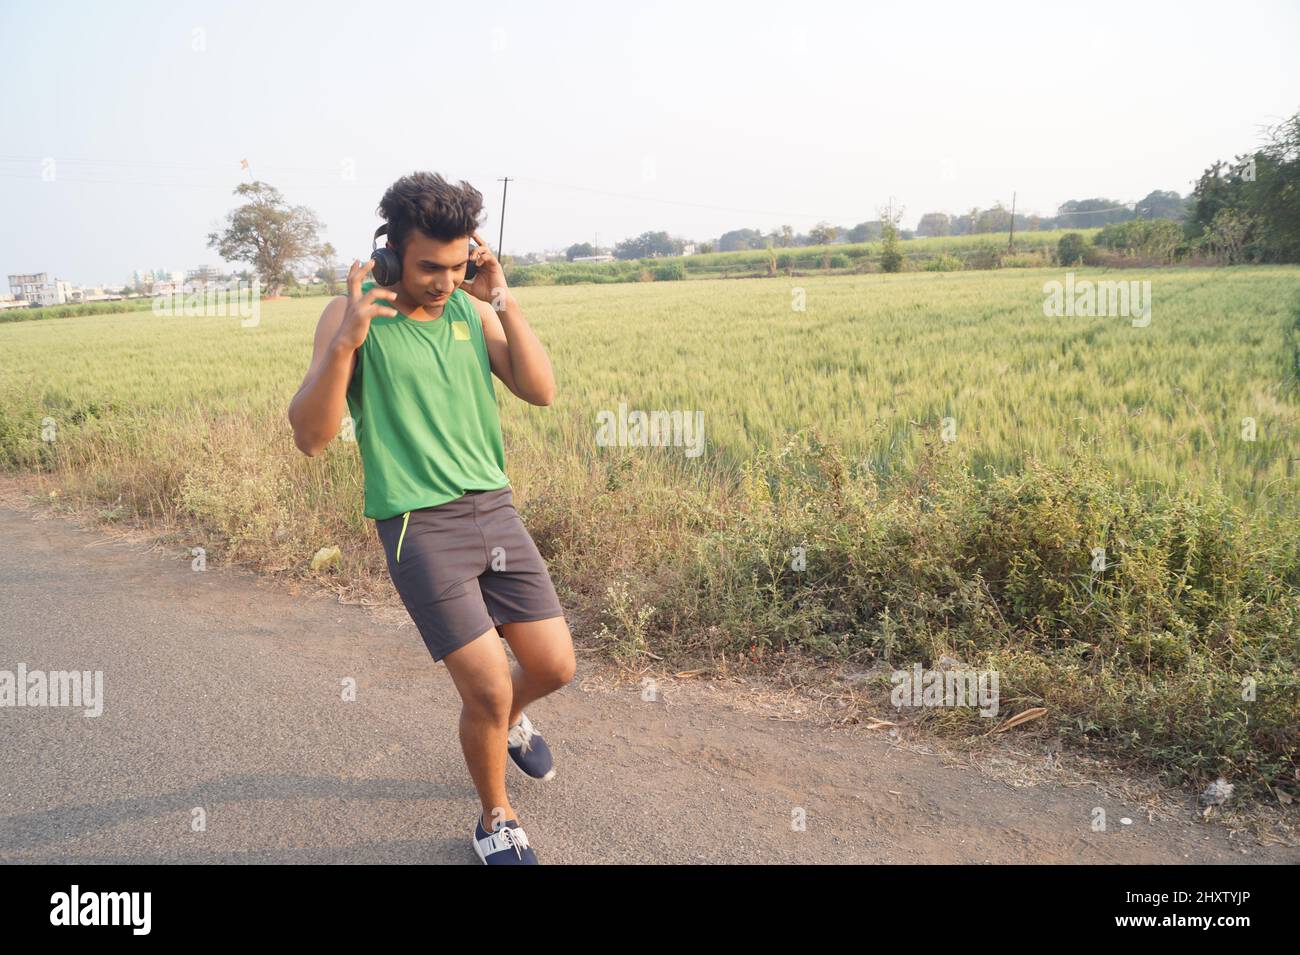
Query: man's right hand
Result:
<box><xmin>333</xmin><ymin>259</ymin><xmax>398</xmax><ymax>351</ymax></box>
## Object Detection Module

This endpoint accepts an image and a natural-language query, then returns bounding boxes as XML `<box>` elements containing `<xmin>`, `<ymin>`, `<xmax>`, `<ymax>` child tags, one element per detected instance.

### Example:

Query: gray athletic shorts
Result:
<box><xmin>375</xmin><ymin>486</ymin><xmax>566</xmax><ymax>662</ymax></box>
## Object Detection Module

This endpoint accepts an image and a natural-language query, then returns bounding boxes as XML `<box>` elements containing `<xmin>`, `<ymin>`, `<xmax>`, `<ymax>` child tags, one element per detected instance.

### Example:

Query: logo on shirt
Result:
<box><xmin>452</xmin><ymin>320</ymin><xmax>471</xmax><ymax>341</ymax></box>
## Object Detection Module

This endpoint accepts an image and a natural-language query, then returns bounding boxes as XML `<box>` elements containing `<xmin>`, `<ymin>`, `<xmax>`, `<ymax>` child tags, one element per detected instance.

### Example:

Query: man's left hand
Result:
<box><xmin>461</xmin><ymin>230</ymin><xmax>510</xmax><ymax>310</ymax></box>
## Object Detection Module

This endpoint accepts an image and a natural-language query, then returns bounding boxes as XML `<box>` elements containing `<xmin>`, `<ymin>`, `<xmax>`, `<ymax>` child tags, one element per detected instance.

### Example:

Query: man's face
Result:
<box><xmin>393</xmin><ymin>230</ymin><xmax>470</xmax><ymax>306</ymax></box>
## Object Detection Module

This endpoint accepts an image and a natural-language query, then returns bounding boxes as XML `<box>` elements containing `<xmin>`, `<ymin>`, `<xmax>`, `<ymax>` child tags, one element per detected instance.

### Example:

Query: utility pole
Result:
<box><xmin>496</xmin><ymin>177</ymin><xmax>512</xmax><ymax>258</ymax></box>
<box><xmin>1008</xmin><ymin>191</ymin><xmax>1016</xmax><ymax>250</ymax></box>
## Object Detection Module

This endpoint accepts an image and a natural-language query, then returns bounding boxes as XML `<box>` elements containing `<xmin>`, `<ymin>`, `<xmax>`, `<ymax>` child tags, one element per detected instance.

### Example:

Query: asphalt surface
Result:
<box><xmin>1</xmin><ymin>502</ymin><xmax>1295</xmax><ymax>864</ymax></box>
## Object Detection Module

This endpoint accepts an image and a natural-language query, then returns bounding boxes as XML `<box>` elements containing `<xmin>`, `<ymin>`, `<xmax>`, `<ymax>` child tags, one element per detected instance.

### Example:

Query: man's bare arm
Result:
<box><xmin>288</xmin><ymin>297</ymin><xmax>354</xmax><ymax>456</ymax></box>
<box><xmin>474</xmin><ymin>293</ymin><xmax>556</xmax><ymax>406</ymax></box>
<box><xmin>288</xmin><ymin>259</ymin><xmax>398</xmax><ymax>456</ymax></box>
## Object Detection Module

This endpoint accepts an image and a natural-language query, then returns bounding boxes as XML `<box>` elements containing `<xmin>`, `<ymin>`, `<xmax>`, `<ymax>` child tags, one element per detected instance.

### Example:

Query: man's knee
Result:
<box><xmin>460</xmin><ymin>680</ymin><xmax>514</xmax><ymax>721</ymax></box>
<box><xmin>551</xmin><ymin>653</ymin><xmax>576</xmax><ymax>688</ymax></box>
<box><xmin>530</xmin><ymin>651</ymin><xmax>575</xmax><ymax>691</ymax></box>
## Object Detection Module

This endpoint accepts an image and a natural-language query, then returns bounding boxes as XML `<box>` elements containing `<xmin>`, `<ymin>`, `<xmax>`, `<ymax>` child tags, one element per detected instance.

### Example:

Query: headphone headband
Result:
<box><xmin>367</xmin><ymin>223</ymin><xmax>477</xmax><ymax>286</ymax></box>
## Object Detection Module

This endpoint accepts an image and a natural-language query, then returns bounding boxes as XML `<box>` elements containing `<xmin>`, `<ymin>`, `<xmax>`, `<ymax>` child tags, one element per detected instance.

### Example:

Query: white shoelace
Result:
<box><xmin>479</xmin><ymin>823</ymin><xmax>530</xmax><ymax>860</ymax></box>
<box><xmin>499</xmin><ymin>825</ymin><xmax>530</xmax><ymax>859</ymax></box>
<box><xmin>507</xmin><ymin>712</ymin><xmax>537</xmax><ymax>754</ymax></box>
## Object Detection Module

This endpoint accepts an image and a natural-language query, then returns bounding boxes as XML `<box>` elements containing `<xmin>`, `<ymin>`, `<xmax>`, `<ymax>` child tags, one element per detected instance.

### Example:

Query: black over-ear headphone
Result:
<box><xmin>370</xmin><ymin>225</ymin><xmax>479</xmax><ymax>287</ymax></box>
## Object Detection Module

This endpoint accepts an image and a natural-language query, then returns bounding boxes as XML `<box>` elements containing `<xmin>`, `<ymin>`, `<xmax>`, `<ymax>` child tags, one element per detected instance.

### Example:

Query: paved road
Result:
<box><xmin>1</xmin><ymin>503</ymin><xmax>1294</xmax><ymax>864</ymax></box>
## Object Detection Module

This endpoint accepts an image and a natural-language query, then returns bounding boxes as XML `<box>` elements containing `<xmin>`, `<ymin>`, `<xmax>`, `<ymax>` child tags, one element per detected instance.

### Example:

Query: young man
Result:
<box><xmin>287</xmin><ymin>172</ymin><xmax>574</xmax><ymax>865</ymax></box>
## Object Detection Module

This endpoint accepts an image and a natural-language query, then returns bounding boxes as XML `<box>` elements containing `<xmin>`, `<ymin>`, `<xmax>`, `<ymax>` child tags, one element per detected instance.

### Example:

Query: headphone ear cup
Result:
<box><xmin>371</xmin><ymin>247</ymin><xmax>401</xmax><ymax>286</ymax></box>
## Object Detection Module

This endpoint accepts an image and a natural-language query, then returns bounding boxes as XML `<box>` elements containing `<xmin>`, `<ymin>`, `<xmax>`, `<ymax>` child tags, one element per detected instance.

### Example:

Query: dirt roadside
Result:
<box><xmin>1</xmin><ymin>471</ymin><xmax>1295</xmax><ymax>864</ymax></box>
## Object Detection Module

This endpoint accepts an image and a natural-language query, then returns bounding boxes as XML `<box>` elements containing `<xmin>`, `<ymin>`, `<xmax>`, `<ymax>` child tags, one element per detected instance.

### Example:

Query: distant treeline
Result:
<box><xmin>508</xmin><ymin>230</ymin><xmax>1099</xmax><ymax>286</ymax></box>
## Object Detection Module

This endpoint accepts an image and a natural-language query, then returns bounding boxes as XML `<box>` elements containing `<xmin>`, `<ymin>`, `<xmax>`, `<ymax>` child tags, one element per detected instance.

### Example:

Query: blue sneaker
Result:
<box><xmin>473</xmin><ymin>814</ymin><xmax>538</xmax><ymax>864</ymax></box>
<box><xmin>507</xmin><ymin>712</ymin><xmax>557</xmax><ymax>781</ymax></box>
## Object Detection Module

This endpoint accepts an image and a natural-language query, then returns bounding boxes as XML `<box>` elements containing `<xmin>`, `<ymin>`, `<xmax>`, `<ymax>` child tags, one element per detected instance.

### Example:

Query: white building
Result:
<box><xmin>7</xmin><ymin>273</ymin><xmax>72</xmax><ymax>306</ymax></box>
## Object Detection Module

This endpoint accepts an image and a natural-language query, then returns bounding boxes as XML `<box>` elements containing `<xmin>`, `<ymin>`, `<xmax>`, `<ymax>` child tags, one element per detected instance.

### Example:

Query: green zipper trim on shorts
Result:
<box><xmin>395</xmin><ymin>510</ymin><xmax>411</xmax><ymax>563</ymax></box>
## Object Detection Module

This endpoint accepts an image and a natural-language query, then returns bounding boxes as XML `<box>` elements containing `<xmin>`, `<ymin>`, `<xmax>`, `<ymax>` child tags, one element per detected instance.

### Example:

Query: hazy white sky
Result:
<box><xmin>2</xmin><ymin>0</ymin><xmax>1297</xmax><ymax>286</ymax></box>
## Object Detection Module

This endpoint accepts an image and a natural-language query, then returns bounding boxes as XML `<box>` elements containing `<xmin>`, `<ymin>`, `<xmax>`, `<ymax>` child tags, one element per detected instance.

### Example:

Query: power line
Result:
<box><xmin>0</xmin><ymin>155</ymin><xmax>865</xmax><ymax>223</ymax></box>
<box><xmin>0</xmin><ymin>153</ymin><xmax>1148</xmax><ymax>225</ymax></box>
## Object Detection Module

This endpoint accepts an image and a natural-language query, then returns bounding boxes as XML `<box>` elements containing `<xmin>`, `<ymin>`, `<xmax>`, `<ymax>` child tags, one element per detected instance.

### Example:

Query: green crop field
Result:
<box><xmin>5</xmin><ymin>265</ymin><xmax>1297</xmax><ymax>513</ymax></box>
<box><xmin>3</xmin><ymin>265</ymin><xmax>1297</xmax><ymax>793</ymax></box>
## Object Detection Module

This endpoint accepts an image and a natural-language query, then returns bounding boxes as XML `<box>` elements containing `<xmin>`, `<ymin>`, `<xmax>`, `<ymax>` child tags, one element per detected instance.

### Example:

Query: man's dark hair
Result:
<box><xmin>378</xmin><ymin>172</ymin><xmax>484</xmax><ymax>252</ymax></box>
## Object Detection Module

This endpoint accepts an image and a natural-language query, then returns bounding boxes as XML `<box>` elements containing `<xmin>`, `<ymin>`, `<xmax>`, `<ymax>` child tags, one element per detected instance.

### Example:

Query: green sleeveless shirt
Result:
<box><xmin>345</xmin><ymin>283</ymin><xmax>510</xmax><ymax>520</ymax></box>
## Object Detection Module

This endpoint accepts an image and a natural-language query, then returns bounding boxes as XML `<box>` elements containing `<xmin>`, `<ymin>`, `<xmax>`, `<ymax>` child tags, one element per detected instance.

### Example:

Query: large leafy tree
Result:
<box><xmin>714</xmin><ymin>228</ymin><xmax>766</xmax><ymax>253</ymax></box>
<box><xmin>915</xmin><ymin>212</ymin><xmax>951</xmax><ymax>237</ymax></box>
<box><xmin>808</xmin><ymin>221</ymin><xmax>840</xmax><ymax>245</ymax></box>
<box><xmin>847</xmin><ymin>221</ymin><xmax>882</xmax><ymax>242</ymax></box>
<box><xmin>1134</xmin><ymin>189</ymin><xmax>1187</xmax><ymax>221</ymax></box>
<box><xmin>613</xmin><ymin>230</ymin><xmax>680</xmax><ymax>259</ymax></box>
<box><xmin>207</xmin><ymin>181</ymin><xmax>324</xmax><ymax>296</ymax></box>
<box><xmin>1188</xmin><ymin>109</ymin><xmax>1300</xmax><ymax>262</ymax></box>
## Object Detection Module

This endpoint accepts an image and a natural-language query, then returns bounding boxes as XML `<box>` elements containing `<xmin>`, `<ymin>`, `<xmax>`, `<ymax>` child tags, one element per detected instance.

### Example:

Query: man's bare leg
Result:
<box><xmin>498</xmin><ymin>615</ymin><xmax>576</xmax><ymax>727</ymax></box>
<box><xmin>440</xmin><ymin>627</ymin><xmax>518</xmax><ymax>831</ymax></box>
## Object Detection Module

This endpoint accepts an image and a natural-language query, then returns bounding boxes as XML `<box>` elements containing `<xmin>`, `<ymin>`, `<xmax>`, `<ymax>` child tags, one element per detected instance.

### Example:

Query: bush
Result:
<box><xmin>1095</xmin><ymin>219</ymin><xmax>1184</xmax><ymax>262</ymax></box>
<box><xmin>671</xmin><ymin>429</ymin><xmax>1300</xmax><ymax>796</ymax></box>
<box><xmin>829</xmin><ymin>254</ymin><xmax>850</xmax><ymax>269</ymax></box>
<box><xmin>653</xmin><ymin>262</ymin><xmax>685</xmax><ymax>281</ymax></box>
<box><xmin>1058</xmin><ymin>232</ymin><xmax>1087</xmax><ymax>266</ymax></box>
<box><xmin>923</xmin><ymin>254</ymin><xmax>964</xmax><ymax>272</ymax></box>
<box><xmin>1081</xmin><ymin>245</ymin><xmax>1111</xmax><ymax>267</ymax></box>
<box><xmin>1</xmin><ymin>298</ymin><xmax>157</xmax><ymax>323</ymax></box>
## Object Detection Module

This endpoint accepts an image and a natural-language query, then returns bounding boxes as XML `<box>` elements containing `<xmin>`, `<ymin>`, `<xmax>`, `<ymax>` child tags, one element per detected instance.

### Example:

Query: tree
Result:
<box><xmin>809</xmin><ymin>221</ymin><xmax>840</xmax><ymax>245</ymax></box>
<box><xmin>1188</xmin><ymin>110</ymin><xmax>1300</xmax><ymax>263</ymax></box>
<box><xmin>314</xmin><ymin>242</ymin><xmax>339</xmax><ymax>294</ymax></box>
<box><xmin>207</xmin><ymin>181</ymin><xmax>324</xmax><ymax>297</ymax></box>
<box><xmin>613</xmin><ymin>231</ymin><xmax>679</xmax><ymax>259</ymax></box>
<box><xmin>879</xmin><ymin>205</ymin><xmax>905</xmax><ymax>272</ymax></box>
<box><xmin>566</xmin><ymin>242</ymin><xmax>595</xmax><ymax>261</ymax></box>
<box><xmin>975</xmin><ymin>204</ymin><xmax>1012</xmax><ymax>234</ymax></box>
<box><xmin>715</xmin><ymin>228</ymin><xmax>766</xmax><ymax>253</ymax></box>
<box><xmin>847</xmin><ymin>220</ymin><xmax>882</xmax><ymax>243</ymax></box>
<box><xmin>1054</xmin><ymin>197</ymin><xmax>1132</xmax><ymax>229</ymax></box>
<box><xmin>1134</xmin><ymin>190</ymin><xmax>1187</xmax><ymax>221</ymax></box>
<box><xmin>915</xmin><ymin>212</ymin><xmax>951</xmax><ymax>237</ymax></box>
<box><xmin>1249</xmin><ymin>111</ymin><xmax>1300</xmax><ymax>261</ymax></box>
<box><xmin>1204</xmin><ymin>208</ymin><xmax>1253</xmax><ymax>264</ymax></box>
